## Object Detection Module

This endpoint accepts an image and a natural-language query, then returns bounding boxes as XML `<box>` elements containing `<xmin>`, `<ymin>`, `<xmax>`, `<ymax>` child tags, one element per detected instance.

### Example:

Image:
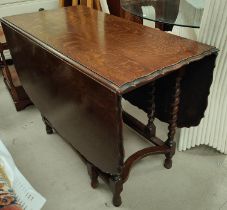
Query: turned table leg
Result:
<box><xmin>110</xmin><ymin>175</ymin><xmax>123</xmax><ymax>207</ymax></box>
<box><xmin>146</xmin><ymin>81</ymin><xmax>156</xmax><ymax>138</ymax></box>
<box><xmin>87</xmin><ymin>163</ymin><xmax>99</xmax><ymax>188</ymax></box>
<box><xmin>42</xmin><ymin>115</ymin><xmax>54</xmax><ymax>134</ymax></box>
<box><xmin>164</xmin><ymin>71</ymin><xmax>184</xmax><ymax>169</ymax></box>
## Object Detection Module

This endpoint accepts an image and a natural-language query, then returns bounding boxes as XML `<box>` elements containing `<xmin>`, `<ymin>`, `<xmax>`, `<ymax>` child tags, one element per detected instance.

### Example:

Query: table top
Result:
<box><xmin>121</xmin><ymin>0</ymin><xmax>206</xmax><ymax>28</ymax></box>
<box><xmin>1</xmin><ymin>6</ymin><xmax>216</xmax><ymax>92</ymax></box>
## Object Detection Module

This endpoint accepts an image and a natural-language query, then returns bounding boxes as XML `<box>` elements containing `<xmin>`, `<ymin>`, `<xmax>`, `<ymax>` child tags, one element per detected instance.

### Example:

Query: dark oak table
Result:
<box><xmin>1</xmin><ymin>6</ymin><xmax>217</xmax><ymax>207</ymax></box>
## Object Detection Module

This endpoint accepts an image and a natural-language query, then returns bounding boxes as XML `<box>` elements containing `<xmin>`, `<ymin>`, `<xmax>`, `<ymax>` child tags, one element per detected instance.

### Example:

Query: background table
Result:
<box><xmin>121</xmin><ymin>0</ymin><xmax>206</xmax><ymax>30</ymax></box>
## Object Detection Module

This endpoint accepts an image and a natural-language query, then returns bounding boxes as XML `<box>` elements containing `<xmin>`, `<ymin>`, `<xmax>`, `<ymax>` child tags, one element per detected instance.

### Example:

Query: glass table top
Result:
<box><xmin>121</xmin><ymin>0</ymin><xmax>206</xmax><ymax>28</ymax></box>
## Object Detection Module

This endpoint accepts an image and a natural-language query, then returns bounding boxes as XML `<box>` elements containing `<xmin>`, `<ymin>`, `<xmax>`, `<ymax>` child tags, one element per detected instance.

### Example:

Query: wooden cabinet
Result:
<box><xmin>0</xmin><ymin>26</ymin><xmax>32</xmax><ymax>111</ymax></box>
<box><xmin>0</xmin><ymin>0</ymin><xmax>59</xmax><ymax>18</ymax></box>
<box><xmin>0</xmin><ymin>0</ymin><xmax>58</xmax><ymax>111</ymax></box>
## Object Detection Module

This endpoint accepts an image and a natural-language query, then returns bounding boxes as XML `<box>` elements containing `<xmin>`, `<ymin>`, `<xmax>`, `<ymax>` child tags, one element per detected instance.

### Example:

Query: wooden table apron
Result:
<box><xmin>0</xmin><ymin>6</ymin><xmax>218</xmax><ymax>207</ymax></box>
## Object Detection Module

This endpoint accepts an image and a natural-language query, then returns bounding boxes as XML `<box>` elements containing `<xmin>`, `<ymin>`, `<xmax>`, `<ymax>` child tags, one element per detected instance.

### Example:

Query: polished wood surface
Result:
<box><xmin>2</xmin><ymin>6</ymin><xmax>216</xmax><ymax>92</ymax></box>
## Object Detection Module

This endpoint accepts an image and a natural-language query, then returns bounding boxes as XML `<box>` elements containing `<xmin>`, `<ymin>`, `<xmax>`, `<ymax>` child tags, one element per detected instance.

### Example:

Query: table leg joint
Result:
<box><xmin>122</xmin><ymin>111</ymin><xmax>163</xmax><ymax>146</ymax></box>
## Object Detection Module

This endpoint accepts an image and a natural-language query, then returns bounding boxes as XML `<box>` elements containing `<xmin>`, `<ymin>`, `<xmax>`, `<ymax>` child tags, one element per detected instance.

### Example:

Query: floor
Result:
<box><xmin>0</xmin><ymin>74</ymin><xmax>227</xmax><ymax>210</ymax></box>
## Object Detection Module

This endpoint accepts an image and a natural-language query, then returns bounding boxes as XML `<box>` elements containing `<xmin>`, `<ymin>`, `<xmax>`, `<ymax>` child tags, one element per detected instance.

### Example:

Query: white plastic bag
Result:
<box><xmin>0</xmin><ymin>140</ymin><xmax>46</xmax><ymax>210</ymax></box>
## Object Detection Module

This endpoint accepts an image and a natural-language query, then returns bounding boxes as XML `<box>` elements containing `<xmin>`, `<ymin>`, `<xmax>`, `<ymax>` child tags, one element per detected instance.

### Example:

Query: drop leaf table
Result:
<box><xmin>1</xmin><ymin>6</ymin><xmax>217</xmax><ymax>207</ymax></box>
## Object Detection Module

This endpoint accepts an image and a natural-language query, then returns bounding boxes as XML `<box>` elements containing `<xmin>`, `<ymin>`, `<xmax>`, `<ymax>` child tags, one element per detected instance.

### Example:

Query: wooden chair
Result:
<box><xmin>0</xmin><ymin>27</ymin><xmax>32</xmax><ymax>111</ymax></box>
<box><xmin>60</xmin><ymin>0</ymin><xmax>101</xmax><ymax>10</ymax></box>
<box><xmin>59</xmin><ymin>0</ymin><xmax>142</xmax><ymax>24</ymax></box>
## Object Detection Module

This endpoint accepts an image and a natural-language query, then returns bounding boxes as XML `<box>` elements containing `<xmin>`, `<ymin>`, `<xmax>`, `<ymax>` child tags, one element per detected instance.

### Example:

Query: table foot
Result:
<box><xmin>164</xmin><ymin>143</ymin><xmax>175</xmax><ymax>169</ymax></box>
<box><xmin>164</xmin><ymin>157</ymin><xmax>172</xmax><ymax>169</ymax></box>
<box><xmin>87</xmin><ymin>163</ymin><xmax>99</xmax><ymax>189</ymax></box>
<box><xmin>110</xmin><ymin>176</ymin><xmax>123</xmax><ymax>207</ymax></box>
